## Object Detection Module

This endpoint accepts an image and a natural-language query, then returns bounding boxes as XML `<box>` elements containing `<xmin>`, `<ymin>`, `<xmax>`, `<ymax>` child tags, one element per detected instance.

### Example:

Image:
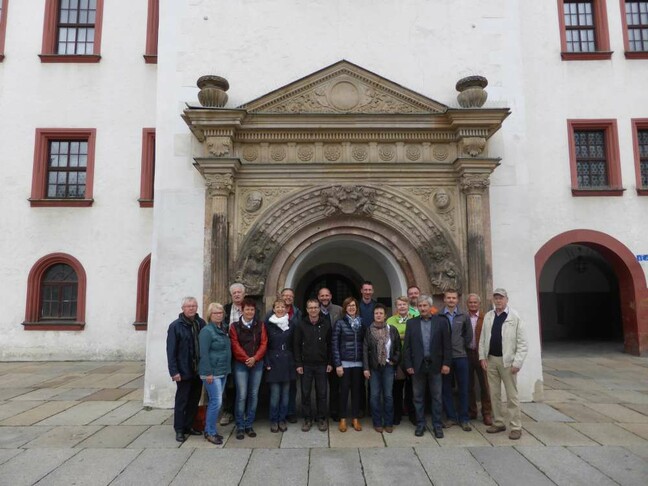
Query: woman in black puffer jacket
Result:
<box><xmin>332</xmin><ymin>297</ymin><xmax>366</xmax><ymax>432</ymax></box>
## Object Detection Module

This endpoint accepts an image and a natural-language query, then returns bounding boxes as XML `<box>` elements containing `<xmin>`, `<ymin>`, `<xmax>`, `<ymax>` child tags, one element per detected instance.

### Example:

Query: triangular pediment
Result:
<box><xmin>238</xmin><ymin>60</ymin><xmax>448</xmax><ymax>115</ymax></box>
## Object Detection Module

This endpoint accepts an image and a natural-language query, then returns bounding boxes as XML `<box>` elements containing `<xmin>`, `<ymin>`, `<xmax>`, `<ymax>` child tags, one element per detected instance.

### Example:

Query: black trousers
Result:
<box><xmin>328</xmin><ymin>370</ymin><xmax>340</xmax><ymax>418</ymax></box>
<box><xmin>301</xmin><ymin>364</ymin><xmax>328</xmax><ymax>421</ymax></box>
<box><xmin>339</xmin><ymin>367</ymin><xmax>363</xmax><ymax>418</ymax></box>
<box><xmin>174</xmin><ymin>376</ymin><xmax>203</xmax><ymax>433</ymax></box>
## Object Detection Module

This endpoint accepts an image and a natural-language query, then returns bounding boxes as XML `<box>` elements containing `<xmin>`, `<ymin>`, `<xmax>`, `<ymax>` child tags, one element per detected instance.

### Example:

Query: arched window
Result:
<box><xmin>134</xmin><ymin>254</ymin><xmax>151</xmax><ymax>330</ymax></box>
<box><xmin>24</xmin><ymin>253</ymin><xmax>86</xmax><ymax>330</ymax></box>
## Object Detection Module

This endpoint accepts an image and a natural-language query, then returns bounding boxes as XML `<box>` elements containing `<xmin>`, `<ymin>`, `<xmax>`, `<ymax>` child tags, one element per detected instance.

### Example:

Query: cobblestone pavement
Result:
<box><xmin>0</xmin><ymin>342</ymin><xmax>647</xmax><ymax>485</ymax></box>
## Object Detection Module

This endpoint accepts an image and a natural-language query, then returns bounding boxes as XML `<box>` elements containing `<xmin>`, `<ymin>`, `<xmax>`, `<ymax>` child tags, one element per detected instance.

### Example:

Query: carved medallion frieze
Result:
<box><xmin>321</xmin><ymin>185</ymin><xmax>376</xmax><ymax>216</ymax></box>
<box><xmin>432</xmin><ymin>144</ymin><xmax>449</xmax><ymax>161</ymax></box>
<box><xmin>351</xmin><ymin>144</ymin><xmax>369</xmax><ymax>162</ymax></box>
<box><xmin>206</xmin><ymin>136</ymin><xmax>231</xmax><ymax>157</ymax></box>
<box><xmin>270</xmin><ymin>145</ymin><xmax>287</xmax><ymax>162</ymax></box>
<box><xmin>297</xmin><ymin>144</ymin><xmax>315</xmax><ymax>162</ymax></box>
<box><xmin>405</xmin><ymin>144</ymin><xmax>421</xmax><ymax>161</ymax></box>
<box><xmin>323</xmin><ymin>144</ymin><xmax>342</xmax><ymax>161</ymax></box>
<box><xmin>378</xmin><ymin>144</ymin><xmax>395</xmax><ymax>162</ymax></box>
<box><xmin>242</xmin><ymin>145</ymin><xmax>259</xmax><ymax>161</ymax></box>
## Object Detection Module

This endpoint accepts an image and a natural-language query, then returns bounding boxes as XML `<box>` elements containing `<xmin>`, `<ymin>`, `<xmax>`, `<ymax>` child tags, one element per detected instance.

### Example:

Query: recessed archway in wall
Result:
<box><xmin>535</xmin><ymin>230</ymin><xmax>648</xmax><ymax>355</ymax></box>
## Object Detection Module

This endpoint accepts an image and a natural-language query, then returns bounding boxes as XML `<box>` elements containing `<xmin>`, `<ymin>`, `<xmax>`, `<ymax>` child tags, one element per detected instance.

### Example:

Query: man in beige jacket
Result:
<box><xmin>478</xmin><ymin>288</ymin><xmax>527</xmax><ymax>440</ymax></box>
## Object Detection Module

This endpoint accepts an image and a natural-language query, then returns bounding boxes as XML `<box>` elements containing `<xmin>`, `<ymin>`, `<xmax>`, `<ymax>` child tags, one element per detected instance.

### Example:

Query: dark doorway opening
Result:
<box><xmin>295</xmin><ymin>263</ymin><xmax>363</xmax><ymax>310</ymax></box>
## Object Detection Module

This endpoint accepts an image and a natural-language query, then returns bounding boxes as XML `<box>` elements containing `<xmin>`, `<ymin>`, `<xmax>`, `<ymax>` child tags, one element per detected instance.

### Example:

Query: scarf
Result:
<box><xmin>370</xmin><ymin>322</ymin><xmax>390</xmax><ymax>366</ymax></box>
<box><xmin>347</xmin><ymin>315</ymin><xmax>361</xmax><ymax>332</ymax></box>
<box><xmin>269</xmin><ymin>313</ymin><xmax>290</xmax><ymax>332</ymax></box>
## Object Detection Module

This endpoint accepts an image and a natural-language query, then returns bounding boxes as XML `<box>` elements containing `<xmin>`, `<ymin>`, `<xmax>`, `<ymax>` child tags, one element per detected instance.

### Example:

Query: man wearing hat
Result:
<box><xmin>478</xmin><ymin>288</ymin><xmax>527</xmax><ymax>440</ymax></box>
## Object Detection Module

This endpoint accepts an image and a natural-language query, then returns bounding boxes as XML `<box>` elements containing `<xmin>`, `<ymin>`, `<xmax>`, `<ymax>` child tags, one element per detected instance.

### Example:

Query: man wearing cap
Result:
<box><xmin>478</xmin><ymin>288</ymin><xmax>527</xmax><ymax>440</ymax></box>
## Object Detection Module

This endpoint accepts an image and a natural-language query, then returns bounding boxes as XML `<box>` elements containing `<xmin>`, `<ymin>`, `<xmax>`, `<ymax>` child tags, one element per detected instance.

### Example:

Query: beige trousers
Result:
<box><xmin>486</xmin><ymin>355</ymin><xmax>521</xmax><ymax>431</ymax></box>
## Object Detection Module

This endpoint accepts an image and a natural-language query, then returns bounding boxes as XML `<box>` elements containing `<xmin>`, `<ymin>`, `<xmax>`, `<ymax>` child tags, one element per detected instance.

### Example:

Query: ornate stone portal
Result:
<box><xmin>183</xmin><ymin>60</ymin><xmax>509</xmax><ymax>306</ymax></box>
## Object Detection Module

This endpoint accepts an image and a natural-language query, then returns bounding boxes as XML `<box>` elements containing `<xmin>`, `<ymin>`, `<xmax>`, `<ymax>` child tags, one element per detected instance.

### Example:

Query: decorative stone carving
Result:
<box><xmin>242</xmin><ymin>145</ymin><xmax>259</xmax><ymax>161</ymax></box>
<box><xmin>270</xmin><ymin>145</ymin><xmax>287</xmax><ymax>162</ymax></box>
<box><xmin>456</xmin><ymin>75</ymin><xmax>488</xmax><ymax>108</ymax></box>
<box><xmin>432</xmin><ymin>144</ymin><xmax>449</xmax><ymax>161</ymax></box>
<box><xmin>324</xmin><ymin>144</ymin><xmax>342</xmax><ymax>161</ymax></box>
<box><xmin>461</xmin><ymin>137</ymin><xmax>486</xmax><ymax>157</ymax></box>
<box><xmin>245</xmin><ymin>191</ymin><xmax>263</xmax><ymax>213</ymax></box>
<box><xmin>205</xmin><ymin>173</ymin><xmax>234</xmax><ymax>197</ymax></box>
<box><xmin>433</xmin><ymin>189</ymin><xmax>451</xmax><ymax>210</ymax></box>
<box><xmin>406</xmin><ymin>144</ymin><xmax>421</xmax><ymax>161</ymax></box>
<box><xmin>378</xmin><ymin>144</ymin><xmax>395</xmax><ymax>161</ymax></box>
<box><xmin>197</xmin><ymin>75</ymin><xmax>229</xmax><ymax>108</ymax></box>
<box><xmin>351</xmin><ymin>144</ymin><xmax>369</xmax><ymax>162</ymax></box>
<box><xmin>321</xmin><ymin>185</ymin><xmax>376</xmax><ymax>216</ymax></box>
<box><xmin>297</xmin><ymin>144</ymin><xmax>314</xmax><ymax>161</ymax></box>
<box><xmin>206</xmin><ymin>136</ymin><xmax>231</xmax><ymax>157</ymax></box>
<box><xmin>460</xmin><ymin>174</ymin><xmax>490</xmax><ymax>194</ymax></box>
<box><xmin>238</xmin><ymin>187</ymin><xmax>292</xmax><ymax>238</ymax></box>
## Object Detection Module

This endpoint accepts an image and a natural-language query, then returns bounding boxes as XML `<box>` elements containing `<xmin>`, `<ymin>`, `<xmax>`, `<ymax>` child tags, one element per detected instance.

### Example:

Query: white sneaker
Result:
<box><xmin>219</xmin><ymin>411</ymin><xmax>233</xmax><ymax>426</ymax></box>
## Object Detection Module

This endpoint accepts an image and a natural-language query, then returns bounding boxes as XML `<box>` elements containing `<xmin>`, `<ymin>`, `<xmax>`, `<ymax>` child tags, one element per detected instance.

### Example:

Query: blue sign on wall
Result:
<box><xmin>637</xmin><ymin>255</ymin><xmax>648</xmax><ymax>261</ymax></box>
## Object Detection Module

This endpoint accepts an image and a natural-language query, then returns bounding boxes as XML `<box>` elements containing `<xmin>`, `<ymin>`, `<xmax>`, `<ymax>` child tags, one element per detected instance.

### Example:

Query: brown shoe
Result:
<box><xmin>301</xmin><ymin>420</ymin><xmax>312</xmax><ymax>432</ymax></box>
<box><xmin>384</xmin><ymin>426</ymin><xmax>393</xmax><ymax>433</ymax></box>
<box><xmin>338</xmin><ymin>418</ymin><xmax>347</xmax><ymax>432</ymax></box>
<box><xmin>509</xmin><ymin>429</ymin><xmax>522</xmax><ymax>440</ymax></box>
<box><xmin>352</xmin><ymin>418</ymin><xmax>362</xmax><ymax>431</ymax></box>
<box><xmin>442</xmin><ymin>419</ymin><xmax>457</xmax><ymax>429</ymax></box>
<box><xmin>483</xmin><ymin>415</ymin><xmax>493</xmax><ymax>426</ymax></box>
<box><xmin>486</xmin><ymin>425</ymin><xmax>506</xmax><ymax>434</ymax></box>
<box><xmin>374</xmin><ymin>426</ymin><xmax>383</xmax><ymax>433</ymax></box>
<box><xmin>318</xmin><ymin>419</ymin><xmax>328</xmax><ymax>432</ymax></box>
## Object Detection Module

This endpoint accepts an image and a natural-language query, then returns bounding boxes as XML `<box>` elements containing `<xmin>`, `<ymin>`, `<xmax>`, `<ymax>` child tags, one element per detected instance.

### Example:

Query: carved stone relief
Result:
<box><xmin>432</xmin><ymin>144</ymin><xmax>449</xmax><ymax>161</ymax></box>
<box><xmin>409</xmin><ymin>187</ymin><xmax>457</xmax><ymax>234</ymax></box>
<box><xmin>205</xmin><ymin>173</ymin><xmax>234</xmax><ymax>197</ymax></box>
<box><xmin>206</xmin><ymin>136</ymin><xmax>231</xmax><ymax>157</ymax></box>
<box><xmin>324</xmin><ymin>144</ymin><xmax>342</xmax><ymax>161</ymax></box>
<box><xmin>270</xmin><ymin>144</ymin><xmax>287</xmax><ymax>162</ymax></box>
<box><xmin>238</xmin><ymin>187</ymin><xmax>294</xmax><ymax>240</ymax></box>
<box><xmin>351</xmin><ymin>144</ymin><xmax>369</xmax><ymax>162</ymax></box>
<box><xmin>321</xmin><ymin>185</ymin><xmax>376</xmax><ymax>216</ymax></box>
<box><xmin>378</xmin><ymin>144</ymin><xmax>395</xmax><ymax>161</ymax></box>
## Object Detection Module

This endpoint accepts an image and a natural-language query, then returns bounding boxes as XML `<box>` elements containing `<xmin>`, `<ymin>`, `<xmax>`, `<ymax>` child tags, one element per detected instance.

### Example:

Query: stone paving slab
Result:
<box><xmin>119</xmin><ymin>376</ymin><xmax>144</xmax><ymax>389</ymax></box>
<box><xmin>569</xmin><ymin>445</ymin><xmax>648</xmax><ymax>486</ymax></box>
<box><xmin>360</xmin><ymin>447</ymin><xmax>431</xmax><ymax>484</ymax></box>
<box><xmin>223</xmin><ymin>421</ymin><xmax>282</xmax><ymax>449</ymax></box>
<box><xmin>540</xmin><ymin>389</ymin><xmax>584</xmax><ymax>402</ymax></box>
<box><xmin>22</xmin><ymin>425</ymin><xmax>103</xmax><ymax>448</ymax></box>
<box><xmin>81</xmin><ymin>388</ymin><xmax>133</xmax><ymax>401</ymax></box>
<box><xmin>0</xmin><ymin>426</ymin><xmax>52</xmax><ymax>448</ymax></box>
<box><xmin>437</xmin><ymin>423</ymin><xmax>491</xmax><ymax>447</ymax></box>
<box><xmin>93</xmin><ymin>373</ymin><xmax>143</xmax><ymax>389</ymax></box>
<box><xmin>524</xmin><ymin>422</ymin><xmax>598</xmax><ymax>446</ymax></box>
<box><xmin>516</xmin><ymin>446</ymin><xmax>617</xmax><ymax>486</ymax></box>
<box><xmin>624</xmin><ymin>444</ymin><xmax>648</xmax><ymax>461</ymax></box>
<box><xmin>308</xmin><ymin>448</ymin><xmax>365</xmax><ymax>486</ymax></box>
<box><xmin>618</xmin><ymin>422</ymin><xmax>648</xmax><ymax>440</ymax></box>
<box><xmin>0</xmin><ymin>400</ymin><xmax>44</xmax><ymax>421</ymax></box>
<box><xmin>329</xmin><ymin>422</ymin><xmax>385</xmax><ymax>448</ymax></box>
<box><xmin>87</xmin><ymin>364</ymin><xmax>130</xmax><ymax>374</ymax></box>
<box><xmin>608</xmin><ymin>391</ymin><xmax>648</xmax><ymax>404</ymax></box>
<box><xmin>0</xmin><ymin>388</ymin><xmax>34</xmax><ymax>401</ymax></box>
<box><xmin>121</xmin><ymin>408</ymin><xmax>173</xmax><ymax>425</ymax></box>
<box><xmin>469</xmin><ymin>447</ymin><xmax>554</xmax><ymax>486</ymax></box>
<box><xmin>38</xmin><ymin>400</ymin><xmax>123</xmax><ymax>425</ymax></box>
<box><xmin>0</xmin><ymin>373</ymin><xmax>58</xmax><ymax>389</ymax></box>
<box><xmin>381</xmin><ymin>421</ymin><xmax>438</xmax><ymax>447</ymax></box>
<box><xmin>472</xmin><ymin>421</ymin><xmax>544</xmax><ymax>446</ymax></box>
<box><xmin>522</xmin><ymin>402</ymin><xmax>575</xmax><ymax>422</ymax></box>
<box><xmin>171</xmin><ymin>449</ymin><xmax>250</xmax><ymax>485</ymax></box>
<box><xmin>35</xmin><ymin>448</ymin><xmax>140</xmax><ymax>486</ymax></box>
<box><xmin>417</xmin><ymin>447</ymin><xmax>496</xmax><ymax>485</ymax></box>
<box><xmin>49</xmin><ymin>388</ymin><xmax>97</xmax><ymax>401</ymax></box>
<box><xmin>126</xmin><ymin>424</ymin><xmax>182</xmax><ymax>449</ymax></box>
<box><xmin>120</xmin><ymin>388</ymin><xmax>144</xmax><ymax>401</ymax></box>
<box><xmin>8</xmin><ymin>388</ymin><xmax>62</xmax><ymax>401</ymax></box>
<box><xmin>585</xmin><ymin>403</ymin><xmax>648</xmax><ymax>423</ymax></box>
<box><xmin>89</xmin><ymin>400</ymin><xmax>143</xmax><ymax>425</ymax></box>
<box><xmin>0</xmin><ymin>448</ymin><xmax>22</xmax><ymax>465</ymax></box>
<box><xmin>569</xmin><ymin>389</ymin><xmax>622</xmax><ymax>404</ymax></box>
<box><xmin>0</xmin><ymin>448</ymin><xmax>79</xmax><ymax>486</ymax></box>
<box><xmin>111</xmin><ymin>448</ymin><xmax>193</xmax><ymax>486</ymax></box>
<box><xmin>280</xmin><ymin>423</ymin><xmax>329</xmax><ymax>448</ymax></box>
<box><xmin>74</xmin><ymin>425</ymin><xmax>149</xmax><ymax>448</ymax></box>
<box><xmin>570</xmin><ymin>422</ymin><xmax>648</xmax><ymax>446</ymax></box>
<box><xmin>240</xmin><ymin>448</ymin><xmax>309</xmax><ymax>486</ymax></box>
<box><xmin>0</xmin><ymin>400</ymin><xmax>78</xmax><ymax>426</ymax></box>
<box><xmin>34</xmin><ymin>374</ymin><xmax>85</xmax><ymax>389</ymax></box>
<box><xmin>546</xmin><ymin>401</ymin><xmax>612</xmax><ymax>423</ymax></box>
<box><xmin>623</xmin><ymin>403</ymin><xmax>648</xmax><ymax>416</ymax></box>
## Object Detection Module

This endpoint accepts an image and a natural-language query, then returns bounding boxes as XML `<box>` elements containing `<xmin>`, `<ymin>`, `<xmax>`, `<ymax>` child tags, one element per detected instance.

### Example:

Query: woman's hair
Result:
<box><xmin>342</xmin><ymin>297</ymin><xmax>359</xmax><ymax>315</ymax></box>
<box><xmin>206</xmin><ymin>302</ymin><xmax>224</xmax><ymax>317</ymax></box>
<box><xmin>396</xmin><ymin>296</ymin><xmax>408</xmax><ymax>304</ymax></box>
<box><xmin>272</xmin><ymin>299</ymin><xmax>286</xmax><ymax>309</ymax></box>
<box><xmin>241</xmin><ymin>297</ymin><xmax>257</xmax><ymax>310</ymax></box>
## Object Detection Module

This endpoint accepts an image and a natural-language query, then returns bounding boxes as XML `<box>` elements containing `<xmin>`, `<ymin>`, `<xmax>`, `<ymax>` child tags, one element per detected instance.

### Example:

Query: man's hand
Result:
<box><xmin>336</xmin><ymin>366</ymin><xmax>344</xmax><ymax>377</ymax></box>
<box><xmin>511</xmin><ymin>366</ymin><xmax>520</xmax><ymax>375</ymax></box>
<box><xmin>205</xmin><ymin>375</ymin><xmax>214</xmax><ymax>385</ymax></box>
<box><xmin>245</xmin><ymin>357</ymin><xmax>256</xmax><ymax>368</ymax></box>
<box><xmin>480</xmin><ymin>359</ymin><xmax>488</xmax><ymax>370</ymax></box>
<box><xmin>296</xmin><ymin>367</ymin><xmax>304</xmax><ymax>375</ymax></box>
<box><xmin>363</xmin><ymin>370</ymin><xmax>370</xmax><ymax>379</ymax></box>
<box><xmin>406</xmin><ymin>368</ymin><xmax>415</xmax><ymax>375</ymax></box>
<box><xmin>441</xmin><ymin>365</ymin><xmax>450</xmax><ymax>375</ymax></box>
<box><xmin>171</xmin><ymin>374</ymin><xmax>181</xmax><ymax>382</ymax></box>
<box><xmin>326</xmin><ymin>365</ymin><xmax>333</xmax><ymax>373</ymax></box>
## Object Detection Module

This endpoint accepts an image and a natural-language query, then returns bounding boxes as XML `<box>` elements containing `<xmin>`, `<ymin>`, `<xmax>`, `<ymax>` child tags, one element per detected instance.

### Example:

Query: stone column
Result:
<box><xmin>204</xmin><ymin>172</ymin><xmax>233</xmax><ymax>307</ymax></box>
<box><xmin>460</xmin><ymin>174</ymin><xmax>491</xmax><ymax>301</ymax></box>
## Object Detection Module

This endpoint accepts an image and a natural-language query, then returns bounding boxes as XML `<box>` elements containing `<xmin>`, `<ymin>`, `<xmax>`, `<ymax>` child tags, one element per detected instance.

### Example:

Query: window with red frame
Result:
<box><xmin>144</xmin><ymin>0</ymin><xmax>158</xmax><ymax>63</ymax></box>
<box><xmin>625</xmin><ymin>1</ymin><xmax>648</xmax><ymax>51</ymax></box>
<box><xmin>558</xmin><ymin>0</ymin><xmax>611</xmax><ymax>59</ymax></box>
<box><xmin>47</xmin><ymin>140</ymin><xmax>88</xmax><ymax>198</ymax></box>
<box><xmin>574</xmin><ymin>131</ymin><xmax>609</xmax><ymax>187</ymax></box>
<box><xmin>639</xmin><ymin>130</ymin><xmax>648</xmax><ymax>186</ymax></box>
<box><xmin>0</xmin><ymin>0</ymin><xmax>8</xmax><ymax>61</ymax></box>
<box><xmin>41</xmin><ymin>264</ymin><xmax>78</xmax><ymax>320</ymax></box>
<box><xmin>57</xmin><ymin>0</ymin><xmax>97</xmax><ymax>55</ymax></box>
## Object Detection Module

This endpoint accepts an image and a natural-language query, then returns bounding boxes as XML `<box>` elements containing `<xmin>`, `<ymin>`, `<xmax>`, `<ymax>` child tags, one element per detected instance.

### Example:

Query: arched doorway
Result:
<box><xmin>535</xmin><ymin>230</ymin><xmax>648</xmax><ymax>355</ymax></box>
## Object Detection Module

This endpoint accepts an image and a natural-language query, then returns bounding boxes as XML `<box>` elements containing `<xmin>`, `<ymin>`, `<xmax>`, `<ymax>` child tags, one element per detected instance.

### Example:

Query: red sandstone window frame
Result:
<box><xmin>30</xmin><ymin>128</ymin><xmax>96</xmax><ymax>207</ymax></box>
<box><xmin>143</xmin><ymin>0</ymin><xmax>158</xmax><ymax>63</ymax></box>
<box><xmin>620</xmin><ymin>0</ymin><xmax>648</xmax><ymax>58</ymax></box>
<box><xmin>139</xmin><ymin>128</ymin><xmax>155</xmax><ymax>207</ymax></box>
<box><xmin>557</xmin><ymin>0</ymin><xmax>613</xmax><ymax>60</ymax></box>
<box><xmin>39</xmin><ymin>0</ymin><xmax>104</xmax><ymax>63</ymax></box>
<box><xmin>0</xmin><ymin>0</ymin><xmax>9</xmax><ymax>61</ymax></box>
<box><xmin>567</xmin><ymin>119</ymin><xmax>624</xmax><ymax>196</ymax></box>
<box><xmin>133</xmin><ymin>254</ymin><xmax>151</xmax><ymax>330</ymax></box>
<box><xmin>632</xmin><ymin>118</ymin><xmax>648</xmax><ymax>195</ymax></box>
<box><xmin>23</xmin><ymin>253</ymin><xmax>87</xmax><ymax>331</ymax></box>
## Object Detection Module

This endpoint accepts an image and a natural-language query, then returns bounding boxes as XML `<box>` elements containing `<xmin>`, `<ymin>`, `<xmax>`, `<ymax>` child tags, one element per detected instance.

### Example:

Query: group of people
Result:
<box><xmin>166</xmin><ymin>281</ymin><xmax>527</xmax><ymax>445</ymax></box>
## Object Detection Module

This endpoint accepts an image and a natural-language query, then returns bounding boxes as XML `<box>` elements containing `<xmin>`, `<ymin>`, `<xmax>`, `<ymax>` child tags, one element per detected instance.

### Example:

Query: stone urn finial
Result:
<box><xmin>456</xmin><ymin>75</ymin><xmax>488</xmax><ymax>108</ymax></box>
<box><xmin>197</xmin><ymin>75</ymin><xmax>229</xmax><ymax>108</ymax></box>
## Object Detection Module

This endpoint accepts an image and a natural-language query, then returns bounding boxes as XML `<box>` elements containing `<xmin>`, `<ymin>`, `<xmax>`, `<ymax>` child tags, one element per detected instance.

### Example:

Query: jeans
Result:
<box><xmin>369</xmin><ymin>364</ymin><xmax>395</xmax><ymax>427</ymax></box>
<box><xmin>301</xmin><ymin>364</ymin><xmax>328</xmax><ymax>421</ymax></box>
<box><xmin>412</xmin><ymin>369</ymin><xmax>443</xmax><ymax>428</ymax></box>
<box><xmin>202</xmin><ymin>375</ymin><xmax>226</xmax><ymax>436</ymax></box>
<box><xmin>174</xmin><ymin>376</ymin><xmax>203</xmax><ymax>433</ymax></box>
<box><xmin>339</xmin><ymin>366</ymin><xmax>363</xmax><ymax>418</ymax></box>
<box><xmin>233</xmin><ymin>361</ymin><xmax>264</xmax><ymax>430</ymax></box>
<box><xmin>442</xmin><ymin>356</ymin><xmax>470</xmax><ymax>423</ymax></box>
<box><xmin>269</xmin><ymin>381</ymin><xmax>290</xmax><ymax>423</ymax></box>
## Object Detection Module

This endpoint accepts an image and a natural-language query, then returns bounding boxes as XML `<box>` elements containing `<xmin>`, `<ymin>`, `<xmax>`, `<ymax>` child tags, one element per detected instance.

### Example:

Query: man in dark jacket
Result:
<box><xmin>294</xmin><ymin>298</ymin><xmax>333</xmax><ymax>432</ymax></box>
<box><xmin>403</xmin><ymin>295</ymin><xmax>452</xmax><ymax>438</ymax></box>
<box><xmin>318</xmin><ymin>287</ymin><xmax>343</xmax><ymax>421</ymax></box>
<box><xmin>166</xmin><ymin>296</ymin><xmax>206</xmax><ymax>442</ymax></box>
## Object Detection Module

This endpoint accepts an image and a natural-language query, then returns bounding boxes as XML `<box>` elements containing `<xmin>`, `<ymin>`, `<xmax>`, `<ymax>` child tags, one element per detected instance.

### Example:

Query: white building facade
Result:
<box><xmin>1</xmin><ymin>1</ymin><xmax>647</xmax><ymax>409</ymax></box>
